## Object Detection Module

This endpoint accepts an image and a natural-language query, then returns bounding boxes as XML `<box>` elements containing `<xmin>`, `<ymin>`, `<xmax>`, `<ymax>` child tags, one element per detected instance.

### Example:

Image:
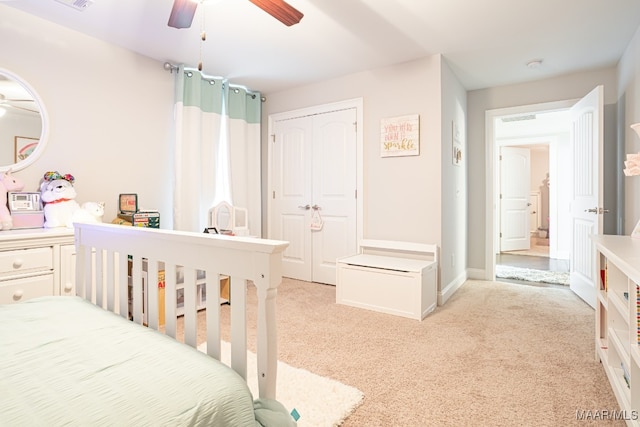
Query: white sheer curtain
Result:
<box><xmin>172</xmin><ymin>66</ymin><xmax>261</xmax><ymax>235</ymax></box>
<box><xmin>225</xmin><ymin>85</ymin><xmax>262</xmax><ymax>237</ymax></box>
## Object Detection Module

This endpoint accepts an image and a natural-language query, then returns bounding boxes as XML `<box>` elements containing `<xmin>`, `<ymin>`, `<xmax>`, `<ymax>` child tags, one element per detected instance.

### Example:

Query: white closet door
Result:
<box><xmin>271</xmin><ymin>108</ymin><xmax>357</xmax><ymax>284</ymax></box>
<box><xmin>272</xmin><ymin>116</ymin><xmax>313</xmax><ymax>281</ymax></box>
<box><xmin>311</xmin><ymin>108</ymin><xmax>357</xmax><ymax>285</ymax></box>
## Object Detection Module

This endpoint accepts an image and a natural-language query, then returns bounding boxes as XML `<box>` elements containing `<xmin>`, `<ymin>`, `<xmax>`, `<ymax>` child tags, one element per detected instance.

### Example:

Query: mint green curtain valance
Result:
<box><xmin>179</xmin><ymin>71</ymin><xmax>224</xmax><ymax>115</ymax></box>
<box><xmin>227</xmin><ymin>87</ymin><xmax>261</xmax><ymax>124</ymax></box>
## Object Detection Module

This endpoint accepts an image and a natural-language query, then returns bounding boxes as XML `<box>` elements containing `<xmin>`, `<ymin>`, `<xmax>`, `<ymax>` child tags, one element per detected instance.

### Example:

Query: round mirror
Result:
<box><xmin>0</xmin><ymin>68</ymin><xmax>47</xmax><ymax>172</ymax></box>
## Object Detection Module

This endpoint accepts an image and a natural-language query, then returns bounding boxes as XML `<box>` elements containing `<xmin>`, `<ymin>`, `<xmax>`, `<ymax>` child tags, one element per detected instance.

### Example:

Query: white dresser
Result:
<box><xmin>0</xmin><ymin>228</ymin><xmax>75</xmax><ymax>304</ymax></box>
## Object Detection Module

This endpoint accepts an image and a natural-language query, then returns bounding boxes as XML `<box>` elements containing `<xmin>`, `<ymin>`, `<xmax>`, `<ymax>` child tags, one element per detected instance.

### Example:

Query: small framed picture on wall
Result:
<box><xmin>380</xmin><ymin>114</ymin><xmax>420</xmax><ymax>157</ymax></box>
<box><xmin>14</xmin><ymin>136</ymin><xmax>39</xmax><ymax>163</ymax></box>
<box><xmin>452</xmin><ymin>121</ymin><xmax>462</xmax><ymax>166</ymax></box>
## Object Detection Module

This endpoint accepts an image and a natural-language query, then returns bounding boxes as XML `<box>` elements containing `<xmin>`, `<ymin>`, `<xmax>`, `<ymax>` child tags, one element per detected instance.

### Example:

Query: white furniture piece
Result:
<box><xmin>74</xmin><ymin>222</ymin><xmax>288</xmax><ymax>399</ymax></box>
<box><xmin>336</xmin><ymin>239</ymin><xmax>438</xmax><ymax>321</ymax></box>
<box><xmin>593</xmin><ymin>234</ymin><xmax>640</xmax><ymax>425</ymax></box>
<box><xmin>0</xmin><ymin>227</ymin><xmax>74</xmax><ymax>304</ymax></box>
<box><xmin>208</xmin><ymin>201</ymin><xmax>249</xmax><ymax>236</ymax></box>
<box><xmin>1</xmin><ymin>222</ymin><xmax>293</xmax><ymax>425</ymax></box>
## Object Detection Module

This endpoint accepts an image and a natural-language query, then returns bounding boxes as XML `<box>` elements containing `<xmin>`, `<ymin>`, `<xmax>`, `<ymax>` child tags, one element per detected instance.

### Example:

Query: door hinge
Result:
<box><xmin>272</xmin><ymin>190</ymin><xmax>275</xmax><ymax>199</ymax></box>
<box><xmin>500</xmin><ymin>232</ymin><xmax>502</xmax><ymax>238</ymax></box>
<box><xmin>499</xmin><ymin>155</ymin><xmax>502</xmax><ymax>161</ymax></box>
<box><xmin>271</xmin><ymin>134</ymin><xmax>275</xmax><ymax>142</ymax></box>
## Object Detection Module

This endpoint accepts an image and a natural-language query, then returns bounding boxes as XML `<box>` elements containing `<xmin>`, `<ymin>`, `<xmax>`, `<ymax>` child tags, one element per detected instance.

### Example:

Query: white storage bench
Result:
<box><xmin>336</xmin><ymin>240</ymin><xmax>438</xmax><ymax>321</ymax></box>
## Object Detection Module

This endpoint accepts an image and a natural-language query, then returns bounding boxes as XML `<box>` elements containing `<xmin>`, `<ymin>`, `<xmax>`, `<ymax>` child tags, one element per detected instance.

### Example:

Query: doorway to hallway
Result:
<box><xmin>496</xmin><ymin>141</ymin><xmax>569</xmax><ymax>285</ymax></box>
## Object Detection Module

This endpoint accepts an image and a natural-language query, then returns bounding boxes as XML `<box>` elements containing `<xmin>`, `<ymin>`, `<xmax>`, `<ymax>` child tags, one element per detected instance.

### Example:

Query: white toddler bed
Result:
<box><xmin>0</xmin><ymin>222</ymin><xmax>293</xmax><ymax>426</ymax></box>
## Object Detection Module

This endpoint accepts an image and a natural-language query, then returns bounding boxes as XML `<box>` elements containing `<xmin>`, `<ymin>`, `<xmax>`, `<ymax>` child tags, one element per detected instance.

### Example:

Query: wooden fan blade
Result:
<box><xmin>12</xmin><ymin>105</ymin><xmax>39</xmax><ymax>114</ymax></box>
<box><xmin>248</xmin><ymin>0</ymin><xmax>303</xmax><ymax>26</ymax></box>
<box><xmin>168</xmin><ymin>0</ymin><xmax>198</xmax><ymax>29</ymax></box>
<box><xmin>2</xmin><ymin>104</ymin><xmax>38</xmax><ymax>114</ymax></box>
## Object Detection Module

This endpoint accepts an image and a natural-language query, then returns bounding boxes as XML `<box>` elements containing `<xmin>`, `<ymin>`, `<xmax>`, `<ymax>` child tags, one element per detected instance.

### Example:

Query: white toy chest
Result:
<box><xmin>336</xmin><ymin>240</ymin><xmax>438</xmax><ymax>321</ymax></box>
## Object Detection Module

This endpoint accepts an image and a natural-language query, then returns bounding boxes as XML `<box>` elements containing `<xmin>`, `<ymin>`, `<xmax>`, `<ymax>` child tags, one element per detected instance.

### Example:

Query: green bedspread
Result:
<box><xmin>0</xmin><ymin>296</ymin><xmax>294</xmax><ymax>427</ymax></box>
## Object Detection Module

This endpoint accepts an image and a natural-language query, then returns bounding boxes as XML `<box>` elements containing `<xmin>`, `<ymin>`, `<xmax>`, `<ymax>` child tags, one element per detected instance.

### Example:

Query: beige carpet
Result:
<box><xmin>189</xmin><ymin>278</ymin><xmax>621</xmax><ymax>427</ymax></box>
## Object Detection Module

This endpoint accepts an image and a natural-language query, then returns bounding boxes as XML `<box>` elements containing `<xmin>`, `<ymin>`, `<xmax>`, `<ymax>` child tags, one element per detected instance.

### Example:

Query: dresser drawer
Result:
<box><xmin>0</xmin><ymin>247</ymin><xmax>53</xmax><ymax>278</ymax></box>
<box><xmin>0</xmin><ymin>274</ymin><xmax>54</xmax><ymax>304</ymax></box>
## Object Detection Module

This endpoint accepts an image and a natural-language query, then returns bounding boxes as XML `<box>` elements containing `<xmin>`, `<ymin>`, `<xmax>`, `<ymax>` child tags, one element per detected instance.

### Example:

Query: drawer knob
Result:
<box><xmin>12</xmin><ymin>259</ymin><xmax>23</xmax><ymax>269</ymax></box>
<box><xmin>12</xmin><ymin>289</ymin><xmax>24</xmax><ymax>301</ymax></box>
<box><xmin>64</xmin><ymin>283</ymin><xmax>73</xmax><ymax>293</ymax></box>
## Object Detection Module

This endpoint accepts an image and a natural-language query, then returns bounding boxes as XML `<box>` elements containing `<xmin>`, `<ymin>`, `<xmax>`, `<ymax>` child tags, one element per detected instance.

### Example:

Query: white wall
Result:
<box><xmin>263</xmin><ymin>55</ymin><xmax>470</xmax><ymax>296</ymax></box>
<box><xmin>618</xmin><ymin>26</ymin><xmax>640</xmax><ymax>234</ymax></box>
<box><xmin>439</xmin><ymin>59</ymin><xmax>468</xmax><ymax>298</ymax></box>
<box><xmin>263</xmin><ymin>56</ymin><xmax>444</xmax><ymax>246</ymax></box>
<box><xmin>0</xmin><ymin>6</ymin><xmax>174</xmax><ymax>225</ymax></box>
<box><xmin>467</xmin><ymin>68</ymin><xmax>619</xmax><ymax>272</ymax></box>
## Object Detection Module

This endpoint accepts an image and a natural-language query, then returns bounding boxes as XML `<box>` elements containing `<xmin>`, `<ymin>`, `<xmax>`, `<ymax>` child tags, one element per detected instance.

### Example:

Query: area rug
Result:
<box><xmin>198</xmin><ymin>341</ymin><xmax>364</xmax><ymax>427</ymax></box>
<box><xmin>496</xmin><ymin>264</ymin><xmax>570</xmax><ymax>285</ymax></box>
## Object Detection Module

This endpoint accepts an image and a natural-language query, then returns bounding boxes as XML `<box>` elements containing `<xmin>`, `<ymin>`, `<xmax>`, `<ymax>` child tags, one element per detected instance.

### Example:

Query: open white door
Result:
<box><xmin>500</xmin><ymin>146</ymin><xmax>531</xmax><ymax>252</ymax></box>
<box><xmin>569</xmin><ymin>85</ymin><xmax>604</xmax><ymax>308</ymax></box>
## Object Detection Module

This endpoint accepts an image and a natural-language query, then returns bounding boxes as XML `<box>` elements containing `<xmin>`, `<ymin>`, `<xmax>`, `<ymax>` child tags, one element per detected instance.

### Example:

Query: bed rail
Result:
<box><xmin>73</xmin><ymin>222</ymin><xmax>288</xmax><ymax>400</ymax></box>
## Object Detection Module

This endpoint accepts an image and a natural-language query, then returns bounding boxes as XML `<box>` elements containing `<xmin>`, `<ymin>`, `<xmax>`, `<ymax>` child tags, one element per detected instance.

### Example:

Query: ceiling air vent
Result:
<box><xmin>54</xmin><ymin>0</ymin><xmax>94</xmax><ymax>11</ymax></box>
<box><xmin>501</xmin><ymin>114</ymin><xmax>536</xmax><ymax>123</ymax></box>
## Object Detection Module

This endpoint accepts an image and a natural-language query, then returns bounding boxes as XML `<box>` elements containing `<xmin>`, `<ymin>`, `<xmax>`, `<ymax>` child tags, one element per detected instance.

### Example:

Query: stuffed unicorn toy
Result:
<box><xmin>0</xmin><ymin>170</ymin><xmax>25</xmax><ymax>230</ymax></box>
<box><xmin>40</xmin><ymin>171</ymin><xmax>80</xmax><ymax>228</ymax></box>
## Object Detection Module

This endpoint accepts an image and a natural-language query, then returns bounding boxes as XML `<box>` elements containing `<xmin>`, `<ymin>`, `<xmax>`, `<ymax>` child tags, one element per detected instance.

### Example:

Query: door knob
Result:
<box><xmin>584</xmin><ymin>207</ymin><xmax>610</xmax><ymax>214</ymax></box>
<box><xmin>311</xmin><ymin>204</ymin><xmax>321</xmax><ymax>210</ymax></box>
<box><xmin>298</xmin><ymin>205</ymin><xmax>311</xmax><ymax>210</ymax></box>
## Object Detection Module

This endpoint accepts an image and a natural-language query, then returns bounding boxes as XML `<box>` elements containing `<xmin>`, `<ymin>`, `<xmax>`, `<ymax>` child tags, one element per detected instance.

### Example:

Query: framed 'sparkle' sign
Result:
<box><xmin>380</xmin><ymin>114</ymin><xmax>420</xmax><ymax>157</ymax></box>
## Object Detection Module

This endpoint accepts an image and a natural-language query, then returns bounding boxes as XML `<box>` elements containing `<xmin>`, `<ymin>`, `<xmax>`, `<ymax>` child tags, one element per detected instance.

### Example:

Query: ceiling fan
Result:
<box><xmin>0</xmin><ymin>94</ymin><xmax>38</xmax><ymax>114</ymax></box>
<box><xmin>168</xmin><ymin>0</ymin><xmax>303</xmax><ymax>29</ymax></box>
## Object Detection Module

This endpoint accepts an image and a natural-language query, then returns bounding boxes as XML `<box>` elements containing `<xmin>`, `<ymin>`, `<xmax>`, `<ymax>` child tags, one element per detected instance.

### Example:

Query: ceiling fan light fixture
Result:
<box><xmin>248</xmin><ymin>0</ymin><xmax>303</xmax><ymax>26</ymax></box>
<box><xmin>168</xmin><ymin>0</ymin><xmax>199</xmax><ymax>29</ymax></box>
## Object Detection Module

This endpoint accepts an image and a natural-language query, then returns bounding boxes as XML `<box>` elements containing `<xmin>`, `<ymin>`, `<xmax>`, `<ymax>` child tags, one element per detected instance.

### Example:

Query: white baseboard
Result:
<box><xmin>438</xmin><ymin>270</ymin><xmax>467</xmax><ymax>306</ymax></box>
<box><xmin>466</xmin><ymin>268</ymin><xmax>486</xmax><ymax>280</ymax></box>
